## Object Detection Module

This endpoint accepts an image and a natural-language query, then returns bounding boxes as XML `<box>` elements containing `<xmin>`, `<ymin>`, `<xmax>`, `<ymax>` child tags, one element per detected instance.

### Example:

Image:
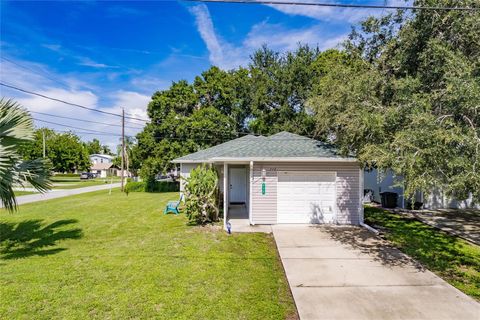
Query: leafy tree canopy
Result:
<box><xmin>135</xmin><ymin>45</ymin><xmax>324</xmax><ymax>177</ymax></box>
<box><xmin>21</xmin><ymin>128</ymin><xmax>91</xmax><ymax>173</ymax></box>
<box><xmin>308</xmin><ymin>0</ymin><xmax>480</xmax><ymax>201</ymax></box>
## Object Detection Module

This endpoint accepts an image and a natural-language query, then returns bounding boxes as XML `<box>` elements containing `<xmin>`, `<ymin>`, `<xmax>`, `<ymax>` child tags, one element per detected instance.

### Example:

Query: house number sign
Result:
<box><xmin>262</xmin><ymin>182</ymin><xmax>266</xmax><ymax>195</ymax></box>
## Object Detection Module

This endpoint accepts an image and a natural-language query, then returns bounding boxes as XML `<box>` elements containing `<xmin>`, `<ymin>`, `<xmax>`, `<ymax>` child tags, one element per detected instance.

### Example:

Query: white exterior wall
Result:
<box><xmin>251</xmin><ymin>162</ymin><xmax>362</xmax><ymax>225</ymax></box>
<box><xmin>90</xmin><ymin>155</ymin><xmax>113</xmax><ymax>164</ymax></box>
<box><xmin>421</xmin><ymin>189</ymin><xmax>480</xmax><ymax>210</ymax></box>
<box><xmin>179</xmin><ymin>163</ymin><xmax>224</xmax><ymax>193</ymax></box>
<box><xmin>364</xmin><ymin>169</ymin><xmax>479</xmax><ymax>209</ymax></box>
<box><xmin>364</xmin><ymin>168</ymin><xmax>405</xmax><ymax>208</ymax></box>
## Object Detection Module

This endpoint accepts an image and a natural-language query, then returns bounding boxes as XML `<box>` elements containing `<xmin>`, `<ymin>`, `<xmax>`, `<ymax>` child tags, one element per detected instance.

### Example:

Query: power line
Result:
<box><xmin>53</xmin><ymin>129</ymin><xmax>127</xmax><ymax>137</ymax></box>
<box><xmin>33</xmin><ymin>118</ymin><xmax>122</xmax><ymax>136</ymax></box>
<box><xmin>186</xmin><ymin>0</ymin><xmax>480</xmax><ymax>11</ymax></box>
<box><xmin>0</xmin><ymin>82</ymin><xmax>150</xmax><ymax>122</ymax></box>
<box><xmin>1</xmin><ymin>56</ymin><xmax>72</xmax><ymax>89</ymax></box>
<box><xmin>29</xmin><ymin>111</ymin><xmax>145</xmax><ymax>130</ymax></box>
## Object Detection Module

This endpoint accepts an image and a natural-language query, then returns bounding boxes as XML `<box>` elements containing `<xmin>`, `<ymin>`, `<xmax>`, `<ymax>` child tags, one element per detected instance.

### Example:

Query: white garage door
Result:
<box><xmin>277</xmin><ymin>171</ymin><xmax>336</xmax><ymax>224</ymax></box>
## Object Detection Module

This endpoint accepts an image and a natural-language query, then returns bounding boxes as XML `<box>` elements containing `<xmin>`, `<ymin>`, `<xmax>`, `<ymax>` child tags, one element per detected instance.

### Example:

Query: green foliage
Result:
<box><xmin>365</xmin><ymin>206</ymin><xmax>480</xmax><ymax>299</ymax></box>
<box><xmin>54</xmin><ymin>173</ymin><xmax>81</xmax><ymax>178</ymax></box>
<box><xmin>0</xmin><ymin>99</ymin><xmax>51</xmax><ymax>211</ymax></box>
<box><xmin>125</xmin><ymin>180</ymin><xmax>179</xmax><ymax>193</ymax></box>
<box><xmin>85</xmin><ymin>139</ymin><xmax>112</xmax><ymax>156</ymax></box>
<box><xmin>21</xmin><ymin>128</ymin><xmax>91</xmax><ymax>173</ymax></box>
<box><xmin>183</xmin><ymin>165</ymin><xmax>219</xmax><ymax>224</ymax></box>
<box><xmin>308</xmin><ymin>1</ymin><xmax>480</xmax><ymax>202</ymax></box>
<box><xmin>135</xmin><ymin>45</ymin><xmax>325</xmax><ymax>181</ymax></box>
<box><xmin>125</xmin><ymin>181</ymin><xmax>145</xmax><ymax>192</ymax></box>
<box><xmin>248</xmin><ymin>45</ymin><xmax>320</xmax><ymax>136</ymax></box>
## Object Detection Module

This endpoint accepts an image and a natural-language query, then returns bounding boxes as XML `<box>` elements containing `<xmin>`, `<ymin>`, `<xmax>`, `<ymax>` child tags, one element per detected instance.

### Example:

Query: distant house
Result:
<box><xmin>91</xmin><ymin>162</ymin><xmax>119</xmax><ymax>178</ymax></box>
<box><xmin>90</xmin><ymin>154</ymin><xmax>114</xmax><ymax>165</ymax></box>
<box><xmin>90</xmin><ymin>154</ymin><xmax>115</xmax><ymax>178</ymax></box>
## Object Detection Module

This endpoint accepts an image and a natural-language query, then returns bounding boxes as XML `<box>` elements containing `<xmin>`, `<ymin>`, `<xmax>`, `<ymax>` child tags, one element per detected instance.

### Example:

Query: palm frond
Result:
<box><xmin>0</xmin><ymin>98</ymin><xmax>51</xmax><ymax>211</ymax></box>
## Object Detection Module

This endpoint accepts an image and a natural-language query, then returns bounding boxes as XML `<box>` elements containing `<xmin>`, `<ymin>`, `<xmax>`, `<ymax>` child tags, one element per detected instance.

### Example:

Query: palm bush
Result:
<box><xmin>183</xmin><ymin>164</ymin><xmax>219</xmax><ymax>224</ymax></box>
<box><xmin>0</xmin><ymin>99</ymin><xmax>51</xmax><ymax>211</ymax></box>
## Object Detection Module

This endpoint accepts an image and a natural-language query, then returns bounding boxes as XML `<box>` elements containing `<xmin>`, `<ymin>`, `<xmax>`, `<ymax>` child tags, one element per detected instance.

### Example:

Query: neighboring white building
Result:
<box><xmin>90</xmin><ymin>154</ymin><xmax>114</xmax><ymax>165</ymax></box>
<box><xmin>91</xmin><ymin>163</ymin><xmax>119</xmax><ymax>178</ymax></box>
<box><xmin>364</xmin><ymin>168</ymin><xmax>405</xmax><ymax>208</ymax></box>
<box><xmin>364</xmin><ymin>168</ymin><xmax>479</xmax><ymax>209</ymax></box>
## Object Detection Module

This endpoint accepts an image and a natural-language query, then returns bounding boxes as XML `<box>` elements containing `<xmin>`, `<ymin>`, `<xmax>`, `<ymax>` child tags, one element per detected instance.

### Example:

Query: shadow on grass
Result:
<box><xmin>0</xmin><ymin>219</ymin><xmax>83</xmax><ymax>260</ymax></box>
<box><xmin>363</xmin><ymin>206</ymin><xmax>480</xmax><ymax>274</ymax></box>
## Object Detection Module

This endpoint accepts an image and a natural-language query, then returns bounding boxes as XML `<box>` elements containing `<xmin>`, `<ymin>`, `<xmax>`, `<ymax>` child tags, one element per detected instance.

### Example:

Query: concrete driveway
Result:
<box><xmin>273</xmin><ymin>225</ymin><xmax>480</xmax><ymax>320</ymax></box>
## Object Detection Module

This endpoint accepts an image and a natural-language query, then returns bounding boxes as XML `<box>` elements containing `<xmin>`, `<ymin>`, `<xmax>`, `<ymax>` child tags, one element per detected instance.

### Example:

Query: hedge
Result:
<box><xmin>125</xmin><ymin>181</ymin><xmax>179</xmax><ymax>193</ymax></box>
<box><xmin>54</xmin><ymin>173</ymin><xmax>81</xmax><ymax>178</ymax></box>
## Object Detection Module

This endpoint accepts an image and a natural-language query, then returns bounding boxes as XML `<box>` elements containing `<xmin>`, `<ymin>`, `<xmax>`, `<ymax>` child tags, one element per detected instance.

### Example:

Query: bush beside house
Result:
<box><xmin>125</xmin><ymin>180</ymin><xmax>179</xmax><ymax>193</ymax></box>
<box><xmin>184</xmin><ymin>165</ymin><xmax>219</xmax><ymax>224</ymax></box>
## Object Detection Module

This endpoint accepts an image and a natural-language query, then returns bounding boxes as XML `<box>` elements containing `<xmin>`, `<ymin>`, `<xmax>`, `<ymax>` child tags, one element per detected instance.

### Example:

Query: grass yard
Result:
<box><xmin>13</xmin><ymin>191</ymin><xmax>36</xmax><ymax>196</ymax></box>
<box><xmin>50</xmin><ymin>176</ymin><xmax>120</xmax><ymax>189</ymax></box>
<box><xmin>0</xmin><ymin>190</ymin><xmax>296</xmax><ymax>319</ymax></box>
<box><xmin>365</xmin><ymin>206</ymin><xmax>480</xmax><ymax>300</ymax></box>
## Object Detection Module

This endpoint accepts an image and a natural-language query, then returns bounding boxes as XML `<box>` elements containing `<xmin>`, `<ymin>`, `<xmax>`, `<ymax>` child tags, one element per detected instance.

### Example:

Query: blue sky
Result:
<box><xmin>0</xmin><ymin>0</ymin><xmax>399</xmax><ymax>148</ymax></box>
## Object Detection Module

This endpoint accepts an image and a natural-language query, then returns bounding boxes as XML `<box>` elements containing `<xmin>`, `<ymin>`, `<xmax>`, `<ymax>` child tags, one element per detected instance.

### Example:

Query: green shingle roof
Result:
<box><xmin>172</xmin><ymin>131</ymin><xmax>355</xmax><ymax>162</ymax></box>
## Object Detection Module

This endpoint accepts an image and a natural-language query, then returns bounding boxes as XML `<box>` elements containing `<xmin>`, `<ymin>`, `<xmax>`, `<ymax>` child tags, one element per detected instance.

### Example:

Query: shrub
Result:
<box><xmin>125</xmin><ymin>181</ymin><xmax>146</xmax><ymax>192</ymax></box>
<box><xmin>146</xmin><ymin>180</ymin><xmax>179</xmax><ymax>192</ymax></box>
<box><xmin>54</xmin><ymin>173</ymin><xmax>80</xmax><ymax>178</ymax></box>
<box><xmin>184</xmin><ymin>164</ymin><xmax>219</xmax><ymax>224</ymax></box>
<box><xmin>125</xmin><ymin>181</ymin><xmax>179</xmax><ymax>193</ymax></box>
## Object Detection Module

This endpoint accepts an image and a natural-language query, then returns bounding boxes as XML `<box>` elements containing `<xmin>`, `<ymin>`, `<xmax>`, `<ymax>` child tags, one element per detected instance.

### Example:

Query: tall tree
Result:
<box><xmin>21</xmin><ymin>129</ymin><xmax>91</xmax><ymax>173</ymax></box>
<box><xmin>248</xmin><ymin>45</ymin><xmax>320</xmax><ymax>136</ymax></box>
<box><xmin>309</xmin><ymin>0</ymin><xmax>480</xmax><ymax>202</ymax></box>
<box><xmin>0</xmin><ymin>99</ymin><xmax>51</xmax><ymax>211</ymax></box>
<box><xmin>85</xmin><ymin>138</ymin><xmax>102</xmax><ymax>154</ymax></box>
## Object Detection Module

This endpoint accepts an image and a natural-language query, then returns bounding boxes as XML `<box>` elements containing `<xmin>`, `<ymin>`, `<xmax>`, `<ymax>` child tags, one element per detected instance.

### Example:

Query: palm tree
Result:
<box><xmin>0</xmin><ymin>98</ymin><xmax>51</xmax><ymax>211</ymax></box>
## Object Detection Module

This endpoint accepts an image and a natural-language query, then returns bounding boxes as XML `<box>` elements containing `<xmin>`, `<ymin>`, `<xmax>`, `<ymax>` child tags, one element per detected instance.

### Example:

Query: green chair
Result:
<box><xmin>164</xmin><ymin>194</ymin><xmax>183</xmax><ymax>215</ymax></box>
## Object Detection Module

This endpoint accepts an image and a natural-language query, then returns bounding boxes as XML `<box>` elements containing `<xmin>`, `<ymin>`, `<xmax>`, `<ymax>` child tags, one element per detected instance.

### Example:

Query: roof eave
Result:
<box><xmin>211</xmin><ymin>157</ymin><xmax>358</xmax><ymax>162</ymax></box>
<box><xmin>171</xmin><ymin>159</ymin><xmax>214</xmax><ymax>164</ymax></box>
<box><xmin>173</xmin><ymin>157</ymin><xmax>358</xmax><ymax>163</ymax></box>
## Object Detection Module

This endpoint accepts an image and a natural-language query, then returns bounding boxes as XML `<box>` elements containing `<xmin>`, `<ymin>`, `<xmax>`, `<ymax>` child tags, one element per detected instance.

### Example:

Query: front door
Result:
<box><xmin>229</xmin><ymin>167</ymin><xmax>247</xmax><ymax>204</ymax></box>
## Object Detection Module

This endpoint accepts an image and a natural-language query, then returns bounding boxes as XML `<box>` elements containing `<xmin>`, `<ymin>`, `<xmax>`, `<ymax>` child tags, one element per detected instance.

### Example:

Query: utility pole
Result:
<box><xmin>125</xmin><ymin>144</ymin><xmax>129</xmax><ymax>180</ymax></box>
<box><xmin>42</xmin><ymin>130</ymin><xmax>46</xmax><ymax>158</ymax></box>
<box><xmin>121</xmin><ymin>108</ymin><xmax>125</xmax><ymax>192</ymax></box>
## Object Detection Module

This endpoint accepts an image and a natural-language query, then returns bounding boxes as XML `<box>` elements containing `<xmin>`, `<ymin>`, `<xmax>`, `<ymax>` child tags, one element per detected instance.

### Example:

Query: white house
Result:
<box><xmin>89</xmin><ymin>154</ymin><xmax>116</xmax><ymax>178</ymax></box>
<box><xmin>90</xmin><ymin>154</ymin><xmax>114</xmax><ymax>165</ymax></box>
<box><xmin>364</xmin><ymin>168</ymin><xmax>479</xmax><ymax>209</ymax></box>
<box><xmin>172</xmin><ymin>132</ymin><xmax>364</xmax><ymax>230</ymax></box>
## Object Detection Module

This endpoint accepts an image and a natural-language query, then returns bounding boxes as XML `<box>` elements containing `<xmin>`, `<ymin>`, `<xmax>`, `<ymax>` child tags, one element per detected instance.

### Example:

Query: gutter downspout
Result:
<box><xmin>249</xmin><ymin>161</ymin><xmax>253</xmax><ymax>225</ymax></box>
<box><xmin>223</xmin><ymin>163</ymin><xmax>228</xmax><ymax>231</ymax></box>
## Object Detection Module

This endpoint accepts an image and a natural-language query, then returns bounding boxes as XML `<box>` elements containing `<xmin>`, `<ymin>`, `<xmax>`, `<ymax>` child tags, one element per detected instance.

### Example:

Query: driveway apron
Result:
<box><xmin>273</xmin><ymin>225</ymin><xmax>480</xmax><ymax>320</ymax></box>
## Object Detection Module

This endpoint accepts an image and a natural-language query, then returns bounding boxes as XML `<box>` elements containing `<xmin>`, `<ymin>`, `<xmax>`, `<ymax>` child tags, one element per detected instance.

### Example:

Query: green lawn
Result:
<box><xmin>0</xmin><ymin>190</ymin><xmax>296</xmax><ymax>319</ymax></box>
<box><xmin>50</xmin><ymin>176</ymin><xmax>120</xmax><ymax>189</ymax></box>
<box><xmin>365</xmin><ymin>206</ymin><xmax>480</xmax><ymax>300</ymax></box>
<box><xmin>13</xmin><ymin>191</ymin><xmax>36</xmax><ymax>196</ymax></box>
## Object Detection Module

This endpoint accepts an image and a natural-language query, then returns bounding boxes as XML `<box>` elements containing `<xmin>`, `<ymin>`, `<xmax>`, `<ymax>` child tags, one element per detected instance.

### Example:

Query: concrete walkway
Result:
<box><xmin>273</xmin><ymin>225</ymin><xmax>480</xmax><ymax>320</ymax></box>
<box><xmin>4</xmin><ymin>183</ymin><xmax>121</xmax><ymax>207</ymax></box>
<box><xmin>400</xmin><ymin>209</ymin><xmax>480</xmax><ymax>245</ymax></box>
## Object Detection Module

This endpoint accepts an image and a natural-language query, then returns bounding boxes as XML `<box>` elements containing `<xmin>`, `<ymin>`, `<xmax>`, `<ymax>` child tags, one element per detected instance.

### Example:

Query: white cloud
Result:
<box><xmin>188</xmin><ymin>5</ymin><xmax>223</xmax><ymax>64</ymax></box>
<box><xmin>78</xmin><ymin>57</ymin><xmax>119</xmax><ymax>69</ymax></box>
<box><xmin>263</xmin><ymin>0</ymin><xmax>411</xmax><ymax>23</ymax></box>
<box><xmin>0</xmin><ymin>57</ymin><xmax>147</xmax><ymax>149</ymax></box>
<box><xmin>187</xmin><ymin>4</ymin><xmax>347</xmax><ymax>69</ymax></box>
<box><xmin>265</xmin><ymin>2</ymin><xmax>370</xmax><ymax>23</ymax></box>
<box><xmin>244</xmin><ymin>22</ymin><xmax>346</xmax><ymax>52</ymax></box>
